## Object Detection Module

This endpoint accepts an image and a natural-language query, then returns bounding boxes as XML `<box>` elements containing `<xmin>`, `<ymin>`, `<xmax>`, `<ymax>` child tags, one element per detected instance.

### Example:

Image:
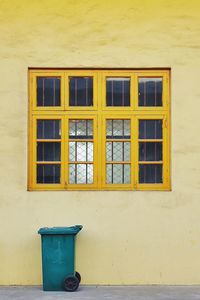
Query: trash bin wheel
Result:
<box><xmin>63</xmin><ymin>275</ymin><xmax>79</xmax><ymax>292</ymax></box>
<box><xmin>75</xmin><ymin>271</ymin><xmax>81</xmax><ymax>283</ymax></box>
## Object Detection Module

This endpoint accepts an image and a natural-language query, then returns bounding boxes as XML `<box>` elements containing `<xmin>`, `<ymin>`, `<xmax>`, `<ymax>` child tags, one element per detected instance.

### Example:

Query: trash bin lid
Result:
<box><xmin>38</xmin><ymin>225</ymin><xmax>83</xmax><ymax>235</ymax></box>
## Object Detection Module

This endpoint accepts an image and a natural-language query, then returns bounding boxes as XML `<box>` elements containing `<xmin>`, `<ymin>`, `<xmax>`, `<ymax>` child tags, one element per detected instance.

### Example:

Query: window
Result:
<box><xmin>29</xmin><ymin>69</ymin><xmax>170</xmax><ymax>190</ymax></box>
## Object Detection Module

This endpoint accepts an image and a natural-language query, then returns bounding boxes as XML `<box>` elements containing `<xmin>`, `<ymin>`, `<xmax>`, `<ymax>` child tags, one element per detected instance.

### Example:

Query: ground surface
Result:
<box><xmin>0</xmin><ymin>286</ymin><xmax>200</xmax><ymax>300</ymax></box>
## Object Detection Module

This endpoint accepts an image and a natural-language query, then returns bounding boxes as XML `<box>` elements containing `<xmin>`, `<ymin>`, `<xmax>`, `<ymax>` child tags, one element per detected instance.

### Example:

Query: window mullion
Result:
<box><xmin>131</xmin><ymin>115</ymin><xmax>137</xmax><ymax>190</ymax></box>
<box><xmin>64</xmin><ymin>116</ymin><xmax>68</xmax><ymax>189</ymax></box>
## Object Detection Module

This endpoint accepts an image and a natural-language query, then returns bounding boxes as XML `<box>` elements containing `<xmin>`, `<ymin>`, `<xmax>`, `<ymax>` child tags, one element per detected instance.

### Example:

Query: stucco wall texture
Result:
<box><xmin>0</xmin><ymin>0</ymin><xmax>200</xmax><ymax>285</ymax></box>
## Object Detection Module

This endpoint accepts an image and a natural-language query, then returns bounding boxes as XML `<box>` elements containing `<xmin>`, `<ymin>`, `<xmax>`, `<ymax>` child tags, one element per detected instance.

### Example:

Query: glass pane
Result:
<box><xmin>37</xmin><ymin>164</ymin><xmax>60</xmax><ymax>183</ymax></box>
<box><xmin>69</xmin><ymin>120</ymin><xmax>93</xmax><ymax>139</ymax></box>
<box><xmin>106</xmin><ymin>120</ymin><xmax>113</xmax><ymax>138</ymax></box>
<box><xmin>69</xmin><ymin>142</ymin><xmax>76</xmax><ymax>161</ymax></box>
<box><xmin>69</xmin><ymin>77</ymin><xmax>93</xmax><ymax>106</ymax></box>
<box><xmin>113</xmin><ymin>164</ymin><xmax>123</xmax><ymax>184</ymax></box>
<box><xmin>69</xmin><ymin>164</ymin><xmax>93</xmax><ymax>184</ymax></box>
<box><xmin>106</xmin><ymin>142</ymin><xmax>130</xmax><ymax>161</ymax></box>
<box><xmin>139</xmin><ymin>120</ymin><xmax>162</xmax><ymax>139</ymax></box>
<box><xmin>139</xmin><ymin>142</ymin><xmax>162</xmax><ymax>161</ymax></box>
<box><xmin>87</xmin><ymin>164</ymin><xmax>93</xmax><ymax>184</ymax></box>
<box><xmin>69</xmin><ymin>142</ymin><xmax>93</xmax><ymax>162</ymax></box>
<box><xmin>69</xmin><ymin>164</ymin><xmax>76</xmax><ymax>184</ymax></box>
<box><xmin>37</xmin><ymin>77</ymin><xmax>60</xmax><ymax>106</ymax></box>
<box><xmin>139</xmin><ymin>164</ymin><xmax>162</xmax><ymax>183</ymax></box>
<box><xmin>37</xmin><ymin>120</ymin><xmax>61</xmax><ymax>139</ymax></box>
<box><xmin>113</xmin><ymin>120</ymin><xmax>123</xmax><ymax>137</ymax></box>
<box><xmin>124</xmin><ymin>120</ymin><xmax>130</xmax><ymax>137</ymax></box>
<box><xmin>106</xmin><ymin>164</ymin><xmax>130</xmax><ymax>184</ymax></box>
<box><xmin>139</xmin><ymin>78</ymin><xmax>162</xmax><ymax>106</ymax></box>
<box><xmin>77</xmin><ymin>164</ymin><xmax>86</xmax><ymax>184</ymax></box>
<box><xmin>37</xmin><ymin>142</ymin><xmax>61</xmax><ymax>161</ymax></box>
<box><xmin>124</xmin><ymin>164</ymin><xmax>131</xmax><ymax>184</ymax></box>
<box><xmin>106</xmin><ymin>120</ymin><xmax>130</xmax><ymax>139</ymax></box>
<box><xmin>106</xmin><ymin>78</ymin><xmax>130</xmax><ymax>106</ymax></box>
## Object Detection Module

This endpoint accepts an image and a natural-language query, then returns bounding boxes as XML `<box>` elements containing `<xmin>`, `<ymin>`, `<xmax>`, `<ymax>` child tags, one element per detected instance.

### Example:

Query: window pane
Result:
<box><xmin>106</xmin><ymin>120</ymin><xmax>130</xmax><ymax>139</ymax></box>
<box><xmin>69</xmin><ymin>164</ymin><xmax>93</xmax><ymax>184</ymax></box>
<box><xmin>37</xmin><ymin>77</ymin><xmax>60</xmax><ymax>106</ymax></box>
<box><xmin>139</xmin><ymin>164</ymin><xmax>162</xmax><ymax>183</ymax></box>
<box><xmin>139</xmin><ymin>78</ymin><xmax>162</xmax><ymax>106</ymax></box>
<box><xmin>106</xmin><ymin>78</ymin><xmax>130</xmax><ymax>106</ymax></box>
<box><xmin>69</xmin><ymin>120</ymin><xmax>93</xmax><ymax>139</ymax></box>
<box><xmin>139</xmin><ymin>142</ymin><xmax>162</xmax><ymax>161</ymax></box>
<box><xmin>69</xmin><ymin>77</ymin><xmax>93</xmax><ymax>106</ymax></box>
<box><xmin>139</xmin><ymin>120</ymin><xmax>162</xmax><ymax>139</ymax></box>
<box><xmin>106</xmin><ymin>164</ymin><xmax>130</xmax><ymax>184</ymax></box>
<box><xmin>69</xmin><ymin>142</ymin><xmax>93</xmax><ymax>162</ymax></box>
<box><xmin>77</xmin><ymin>164</ymin><xmax>86</xmax><ymax>184</ymax></box>
<box><xmin>37</xmin><ymin>142</ymin><xmax>61</xmax><ymax>161</ymax></box>
<box><xmin>37</xmin><ymin>120</ymin><xmax>61</xmax><ymax>139</ymax></box>
<box><xmin>106</xmin><ymin>142</ymin><xmax>130</xmax><ymax>161</ymax></box>
<box><xmin>37</xmin><ymin>164</ymin><xmax>60</xmax><ymax>183</ymax></box>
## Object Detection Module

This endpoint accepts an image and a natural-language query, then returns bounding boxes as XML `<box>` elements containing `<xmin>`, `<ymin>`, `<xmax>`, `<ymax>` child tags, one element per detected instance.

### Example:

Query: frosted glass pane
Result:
<box><xmin>124</xmin><ymin>142</ymin><xmax>130</xmax><ymax>161</ymax></box>
<box><xmin>106</xmin><ymin>164</ymin><xmax>130</xmax><ymax>184</ymax></box>
<box><xmin>69</xmin><ymin>142</ymin><xmax>76</xmax><ymax>161</ymax></box>
<box><xmin>69</xmin><ymin>120</ymin><xmax>93</xmax><ymax>139</ymax></box>
<box><xmin>124</xmin><ymin>164</ymin><xmax>131</xmax><ymax>184</ymax></box>
<box><xmin>106</xmin><ymin>120</ymin><xmax>113</xmax><ymax>137</ymax></box>
<box><xmin>124</xmin><ymin>120</ymin><xmax>130</xmax><ymax>137</ymax></box>
<box><xmin>113</xmin><ymin>120</ymin><xmax>123</xmax><ymax>137</ymax></box>
<box><xmin>87</xmin><ymin>164</ymin><xmax>93</xmax><ymax>184</ymax></box>
<box><xmin>113</xmin><ymin>164</ymin><xmax>123</xmax><ymax>184</ymax></box>
<box><xmin>113</xmin><ymin>142</ymin><xmax>123</xmax><ymax>161</ymax></box>
<box><xmin>69</xmin><ymin>142</ymin><xmax>93</xmax><ymax>162</ymax></box>
<box><xmin>106</xmin><ymin>164</ymin><xmax>112</xmax><ymax>184</ymax></box>
<box><xmin>106</xmin><ymin>142</ymin><xmax>130</xmax><ymax>161</ymax></box>
<box><xmin>69</xmin><ymin>164</ymin><xmax>76</xmax><ymax>184</ymax></box>
<box><xmin>77</xmin><ymin>164</ymin><xmax>86</xmax><ymax>184</ymax></box>
<box><xmin>69</xmin><ymin>164</ymin><xmax>93</xmax><ymax>184</ymax></box>
<box><xmin>106</xmin><ymin>120</ymin><xmax>130</xmax><ymax>139</ymax></box>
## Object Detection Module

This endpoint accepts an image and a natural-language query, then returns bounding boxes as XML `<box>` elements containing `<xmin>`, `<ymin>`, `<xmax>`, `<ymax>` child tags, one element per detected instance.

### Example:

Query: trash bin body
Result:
<box><xmin>38</xmin><ymin>226</ymin><xmax>82</xmax><ymax>291</ymax></box>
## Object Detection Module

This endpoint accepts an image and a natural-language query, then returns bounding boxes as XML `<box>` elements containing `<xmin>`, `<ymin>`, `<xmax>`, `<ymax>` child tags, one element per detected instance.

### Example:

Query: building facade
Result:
<box><xmin>0</xmin><ymin>0</ymin><xmax>200</xmax><ymax>285</ymax></box>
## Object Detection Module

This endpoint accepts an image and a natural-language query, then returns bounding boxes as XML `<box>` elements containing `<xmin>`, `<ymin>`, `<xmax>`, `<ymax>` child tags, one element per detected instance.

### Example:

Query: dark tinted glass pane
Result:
<box><xmin>139</xmin><ymin>142</ymin><xmax>162</xmax><ymax>161</ymax></box>
<box><xmin>37</xmin><ymin>142</ymin><xmax>61</xmax><ymax>161</ymax></box>
<box><xmin>139</xmin><ymin>164</ymin><xmax>162</xmax><ymax>183</ymax></box>
<box><xmin>139</xmin><ymin>120</ymin><xmax>162</xmax><ymax>139</ymax></box>
<box><xmin>69</xmin><ymin>77</ymin><xmax>93</xmax><ymax>106</ymax></box>
<box><xmin>37</xmin><ymin>77</ymin><xmax>60</xmax><ymax>106</ymax></box>
<box><xmin>139</xmin><ymin>78</ymin><xmax>162</xmax><ymax>106</ymax></box>
<box><xmin>106</xmin><ymin>78</ymin><xmax>130</xmax><ymax>106</ymax></box>
<box><xmin>37</xmin><ymin>164</ymin><xmax>60</xmax><ymax>183</ymax></box>
<box><xmin>37</xmin><ymin>120</ymin><xmax>61</xmax><ymax>139</ymax></box>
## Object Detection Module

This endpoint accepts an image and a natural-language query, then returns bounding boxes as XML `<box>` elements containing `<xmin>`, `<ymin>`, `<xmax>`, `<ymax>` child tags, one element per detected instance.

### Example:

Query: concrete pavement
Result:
<box><xmin>0</xmin><ymin>286</ymin><xmax>200</xmax><ymax>300</ymax></box>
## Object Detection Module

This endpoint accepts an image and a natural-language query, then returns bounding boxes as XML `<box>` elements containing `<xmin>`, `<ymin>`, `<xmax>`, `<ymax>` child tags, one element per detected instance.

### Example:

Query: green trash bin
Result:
<box><xmin>38</xmin><ymin>225</ymin><xmax>83</xmax><ymax>292</ymax></box>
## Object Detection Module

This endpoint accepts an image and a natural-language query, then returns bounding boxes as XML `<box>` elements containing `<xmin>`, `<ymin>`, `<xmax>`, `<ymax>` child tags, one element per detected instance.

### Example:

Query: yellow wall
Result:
<box><xmin>0</xmin><ymin>0</ymin><xmax>200</xmax><ymax>285</ymax></box>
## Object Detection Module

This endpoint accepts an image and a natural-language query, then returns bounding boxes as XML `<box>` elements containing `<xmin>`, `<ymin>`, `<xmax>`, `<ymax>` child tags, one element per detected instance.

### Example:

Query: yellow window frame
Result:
<box><xmin>28</xmin><ymin>69</ymin><xmax>170</xmax><ymax>191</ymax></box>
<box><xmin>30</xmin><ymin>71</ymin><xmax>65</xmax><ymax>111</ymax></box>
